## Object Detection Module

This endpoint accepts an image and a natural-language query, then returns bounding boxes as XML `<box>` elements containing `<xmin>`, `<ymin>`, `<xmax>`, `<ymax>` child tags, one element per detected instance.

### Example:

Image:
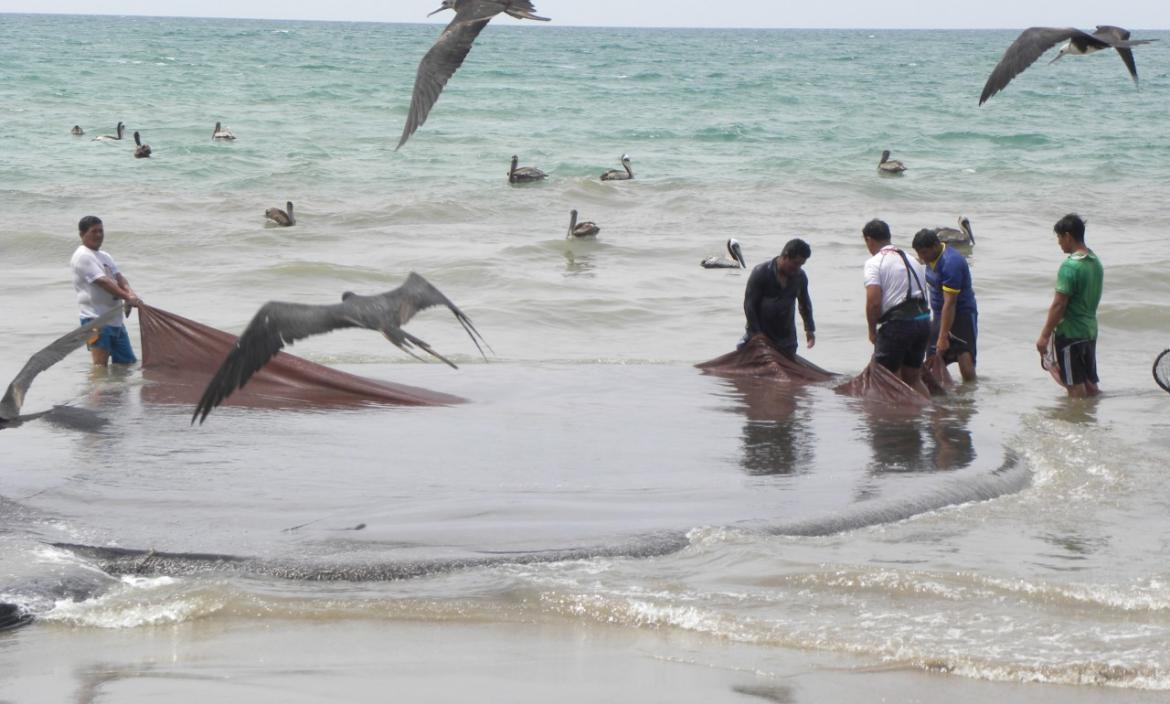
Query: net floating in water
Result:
<box><xmin>695</xmin><ymin>334</ymin><xmax>836</xmax><ymax>382</ymax></box>
<box><xmin>138</xmin><ymin>304</ymin><xmax>464</xmax><ymax>410</ymax></box>
<box><xmin>1154</xmin><ymin>349</ymin><xmax>1170</xmax><ymax>394</ymax></box>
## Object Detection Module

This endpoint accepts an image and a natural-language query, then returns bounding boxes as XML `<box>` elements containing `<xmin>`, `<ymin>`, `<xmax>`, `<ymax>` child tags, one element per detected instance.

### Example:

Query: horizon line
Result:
<box><xmin>6</xmin><ymin>11</ymin><xmax>1166</xmax><ymax>31</ymax></box>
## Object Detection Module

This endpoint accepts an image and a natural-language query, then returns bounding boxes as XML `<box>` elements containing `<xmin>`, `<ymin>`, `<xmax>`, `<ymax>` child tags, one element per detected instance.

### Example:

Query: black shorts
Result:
<box><xmin>1054</xmin><ymin>336</ymin><xmax>1098</xmax><ymax>386</ymax></box>
<box><xmin>928</xmin><ymin>311</ymin><xmax>978</xmax><ymax>365</ymax></box>
<box><xmin>875</xmin><ymin>318</ymin><xmax>931</xmax><ymax>373</ymax></box>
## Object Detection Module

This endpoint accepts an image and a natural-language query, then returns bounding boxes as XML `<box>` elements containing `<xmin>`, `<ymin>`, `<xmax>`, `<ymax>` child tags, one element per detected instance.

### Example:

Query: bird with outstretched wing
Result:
<box><xmin>1</xmin><ymin>307</ymin><xmax>124</xmax><ymax>423</ymax></box>
<box><xmin>397</xmin><ymin>0</ymin><xmax>550</xmax><ymax>150</ymax></box>
<box><xmin>192</xmin><ymin>272</ymin><xmax>490</xmax><ymax>424</ymax></box>
<box><xmin>979</xmin><ymin>25</ymin><xmax>1156</xmax><ymax>105</ymax></box>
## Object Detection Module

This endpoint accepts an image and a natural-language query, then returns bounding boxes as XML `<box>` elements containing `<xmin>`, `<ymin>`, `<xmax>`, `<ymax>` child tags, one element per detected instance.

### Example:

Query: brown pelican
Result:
<box><xmin>936</xmin><ymin>216</ymin><xmax>975</xmax><ymax>246</ymax></box>
<box><xmin>1</xmin><ymin>308</ymin><xmax>122</xmax><ymax>426</ymax></box>
<box><xmin>93</xmin><ymin>122</ymin><xmax>125</xmax><ymax>142</ymax></box>
<box><xmin>70</xmin><ymin>125</ymin><xmax>84</xmax><ymax>136</ymax></box>
<box><xmin>878</xmin><ymin>150</ymin><xmax>906</xmax><ymax>174</ymax></box>
<box><xmin>568</xmin><ymin>210</ymin><xmax>599</xmax><ymax>239</ymax></box>
<box><xmin>508</xmin><ymin>155</ymin><xmax>547</xmax><ymax>183</ymax></box>
<box><xmin>191</xmin><ymin>272</ymin><xmax>489</xmax><ymax>424</ymax></box>
<box><xmin>600</xmin><ymin>154</ymin><xmax>633</xmax><ymax>181</ymax></box>
<box><xmin>133</xmin><ymin>131</ymin><xmax>151</xmax><ymax>159</ymax></box>
<box><xmin>265</xmin><ymin>201</ymin><xmax>295</xmax><ymax>227</ymax></box>
<box><xmin>701</xmin><ymin>239</ymin><xmax>746</xmax><ymax>269</ymax></box>
<box><xmin>980</xmin><ymin>26</ymin><xmax>1156</xmax><ymax>105</ymax></box>
<box><xmin>397</xmin><ymin>0</ymin><xmax>550</xmax><ymax>150</ymax></box>
<box><xmin>212</xmin><ymin>121</ymin><xmax>236</xmax><ymax>141</ymax></box>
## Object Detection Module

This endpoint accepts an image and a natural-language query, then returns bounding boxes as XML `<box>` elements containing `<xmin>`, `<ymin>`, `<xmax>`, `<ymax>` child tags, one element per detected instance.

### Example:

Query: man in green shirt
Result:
<box><xmin>1036</xmin><ymin>214</ymin><xmax>1104</xmax><ymax>398</ymax></box>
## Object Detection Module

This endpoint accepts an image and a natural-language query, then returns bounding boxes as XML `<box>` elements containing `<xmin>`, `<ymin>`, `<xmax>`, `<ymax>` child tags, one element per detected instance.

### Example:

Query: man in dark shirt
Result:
<box><xmin>740</xmin><ymin>238</ymin><xmax>815</xmax><ymax>359</ymax></box>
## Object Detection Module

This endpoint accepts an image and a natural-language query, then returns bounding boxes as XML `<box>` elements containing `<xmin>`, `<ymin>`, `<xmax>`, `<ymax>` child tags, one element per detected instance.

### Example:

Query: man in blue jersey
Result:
<box><xmin>913</xmin><ymin>229</ymin><xmax>978</xmax><ymax>383</ymax></box>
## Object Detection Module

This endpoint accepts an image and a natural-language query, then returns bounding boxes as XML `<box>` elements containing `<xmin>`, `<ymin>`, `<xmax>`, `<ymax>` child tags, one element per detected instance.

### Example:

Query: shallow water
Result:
<box><xmin>2</xmin><ymin>14</ymin><xmax>1170</xmax><ymax>699</ymax></box>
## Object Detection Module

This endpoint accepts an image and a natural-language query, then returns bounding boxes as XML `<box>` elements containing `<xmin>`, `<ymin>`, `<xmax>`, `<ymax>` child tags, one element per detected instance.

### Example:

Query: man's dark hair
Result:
<box><xmin>1053</xmin><ymin>213</ymin><xmax>1086</xmax><ymax>243</ymax></box>
<box><xmin>862</xmin><ymin>219</ymin><xmax>891</xmax><ymax>242</ymax></box>
<box><xmin>912</xmin><ymin>228</ymin><xmax>940</xmax><ymax>250</ymax></box>
<box><xmin>781</xmin><ymin>238</ymin><xmax>811</xmax><ymax>260</ymax></box>
<box><xmin>78</xmin><ymin>215</ymin><xmax>103</xmax><ymax>235</ymax></box>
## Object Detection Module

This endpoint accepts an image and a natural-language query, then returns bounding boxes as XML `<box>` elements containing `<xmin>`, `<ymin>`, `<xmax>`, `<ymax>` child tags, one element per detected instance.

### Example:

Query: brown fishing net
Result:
<box><xmin>137</xmin><ymin>305</ymin><xmax>464</xmax><ymax>409</ymax></box>
<box><xmin>695</xmin><ymin>335</ymin><xmax>837</xmax><ymax>382</ymax></box>
<box><xmin>834</xmin><ymin>360</ymin><xmax>931</xmax><ymax>409</ymax></box>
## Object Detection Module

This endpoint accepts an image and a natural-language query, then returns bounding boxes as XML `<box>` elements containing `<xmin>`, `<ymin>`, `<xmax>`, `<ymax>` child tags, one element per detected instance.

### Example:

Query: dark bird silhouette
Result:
<box><xmin>70</xmin><ymin>125</ymin><xmax>84</xmax><ymax>136</ymax></box>
<box><xmin>93</xmin><ymin>121</ymin><xmax>124</xmax><ymax>142</ymax></box>
<box><xmin>878</xmin><ymin>150</ymin><xmax>906</xmax><ymax>174</ymax></box>
<box><xmin>567</xmin><ymin>210</ymin><xmax>599</xmax><ymax>239</ymax></box>
<box><xmin>0</xmin><ymin>308</ymin><xmax>123</xmax><ymax>425</ymax></box>
<box><xmin>133</xmin><ymin>131</ymin><xmax>151</xmax><ymax>158</ymax></box>
<box><xmin>397</xmin><ymin>0</ymin><xmax>550</xmax><ymax>150</ymax></box>
<box><xmin>266</xmin><ymin>201</ymin><xmax>295</xmax><ymax>227</ymax></box>
<box><xmin>600</xmin><ymin>154</ymin><xmax>634</xmax><ymax>181</ymax></box>
<box><xmin>936</xmin><ymin>216</ymin><xmax>975</xmax><ymax>247</ymax></box>
<box><xmin>701</xmin><ymin>239</ymin><xmax>746</xmax><ymax>269</ymax></box>
<box><xmin>212</xmin><ymin>121</ymin><xmax>236</xmax><ymax>141</ymax></box>
<box><xmin>979</xmin><ymin>26</ymin><xmax>1156</xmax><ymax>105</ymax></box>
<box><xmin>192</xmin><ymin>272</ymin><xmax>490</xmax><ymax>423</ymax></box>
<box><xmin>508</xmin><ymin>155</ymin><xmax>547</xmax><ymax>183</ymax></box>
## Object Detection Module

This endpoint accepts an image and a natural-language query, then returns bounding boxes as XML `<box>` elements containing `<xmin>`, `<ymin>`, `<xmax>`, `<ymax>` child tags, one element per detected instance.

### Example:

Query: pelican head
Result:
<box><xmin>960</xmin><ymin>216</ymin><xmax>974</xmax><ymax>243</ymax></box>
<box><xmin>621</xmin><ymin>153</ymin><xmax>631</xmax><ymax>163</ymax></box>
<box><xmin>341</xmin><ymin>291</ymin><xmax>356</xmax><ymax>301</ymax></box>
<box><xmin>428</xmin><ymin>0</ymin><xmax>456</xmax><ymax>17</ymax></box>
<box><xmin>1050</xmin><ymin>42</ymin><xmax>1071</xmax><ymax>64</ymax></box>
<box><xmin>880</xmin><ymin>150</ymin><xmax>891</xmax><ymax>164</ymax></box>
<box><xmin>727</xmin><ymin>238</ymin><xmax>745</xmax><ymax>268</ymax></box>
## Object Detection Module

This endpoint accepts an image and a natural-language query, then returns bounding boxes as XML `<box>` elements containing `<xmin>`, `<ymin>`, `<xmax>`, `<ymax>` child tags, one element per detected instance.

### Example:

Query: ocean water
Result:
<box><xmin>2</xmin><ymin>13</ymin><xmax>1170</xmax><ymax>700</ymax></box>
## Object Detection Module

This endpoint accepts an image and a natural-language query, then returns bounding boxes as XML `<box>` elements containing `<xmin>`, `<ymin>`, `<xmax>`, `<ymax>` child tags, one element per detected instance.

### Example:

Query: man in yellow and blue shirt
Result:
<box><xmin>912</xmin><ymin>229</ymin><xmax>978</xmax><ymax>383</ymax></box>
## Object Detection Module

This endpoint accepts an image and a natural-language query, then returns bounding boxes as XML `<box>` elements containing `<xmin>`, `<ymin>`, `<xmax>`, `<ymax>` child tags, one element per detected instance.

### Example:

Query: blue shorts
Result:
<box><xmin>81</xmin><ymin>317</ymin><xmax>137</xmax><ymax>364</ymax></box>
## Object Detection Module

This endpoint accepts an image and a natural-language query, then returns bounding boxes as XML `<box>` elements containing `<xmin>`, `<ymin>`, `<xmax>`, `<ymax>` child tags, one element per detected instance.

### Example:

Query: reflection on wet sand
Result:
<box><xmin>720</xmin><ymin>375</ymin><xmax>816</xmax><ymax>476</ymax></box>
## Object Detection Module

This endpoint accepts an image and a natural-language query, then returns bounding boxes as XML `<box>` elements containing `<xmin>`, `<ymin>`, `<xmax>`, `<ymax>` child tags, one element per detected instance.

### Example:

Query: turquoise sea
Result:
<box><xmin>2</xmin><ymin>13</ymin><xmax>1170</xmax><ymax>701</ymax></box>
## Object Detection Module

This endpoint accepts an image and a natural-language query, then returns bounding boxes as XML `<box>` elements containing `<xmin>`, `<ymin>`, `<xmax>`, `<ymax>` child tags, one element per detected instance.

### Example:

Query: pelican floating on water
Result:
<box><xmin>93</xmin><ymin>122</ymin><xmax>124</xmax><ymax>142</ymax></box>
<box><xmin>212</xmin><ymin>121</ymin><xmax>236</xmax><ymax>141</ymax></box>
<box><xmin>936</xmin><ymin>216</ymin><xmax>975</xmax><ymax>246</ymax></box>
<box><xmin>133</xmin><ymin>131</ymin><xmax>151</xmax><ymax>159</ymax></box>
<box><xmin>600</xmin><ymin>154</ymin><xmax>633</xmax><ymax>181</ymax></box>
<box><xmin>397</xmin><ymin>0</ymin><xmax>550</xmax><ymax>150</ymax></box>
<box><xmin>508</xmin><ymin>155</ymin><xmax>547</xmax><ymax>184</ymax></box>
<box><xmin>266</xmin><ymin>201</ymin><xmax>295</xmax><ymax>227</ymax></box>
<box><xmin>980</xmin><ymin>26</ymin><xmax>1156</xmax><ymax>105</ymax></box>
<box><xmin>568</xmin><ymin>210</ymin><xmax>599</xmax><ymax>239</ymax></box>
<box><xmin>1</xmin><ymin>308</ymin><xmax>122</xmax><ymax>427</ymax></box>
<box><xmin>701</xmin><ymin>239</ymin><xmax>746</xmax><ymax>269</ymax></box>
<box><xmin>192</xmin><ymin>272</ymin><xmax>489</xmax><ymax>423</ymax></box>
<box><xmin>70</xmin><ymin>125</ymin><xmax>84</xmax><ymax>136</ymax></box>
<box><xmin>878</xmin><ymin>150</ymin><xmax>906</xmax><ymax>174</ymax></box>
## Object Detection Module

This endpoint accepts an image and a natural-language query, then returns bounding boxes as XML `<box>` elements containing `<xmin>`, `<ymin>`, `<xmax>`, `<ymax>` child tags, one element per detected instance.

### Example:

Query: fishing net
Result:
<box><xmin>1040</xmin><ymin>334</ymin><xmax>1067</xmax><ymax>388</ymax></box>
<box><xmin>833</xmin><ymin>359</ymin><xmax>932</xmax><ymax>409</ymax></box>
<box><xmin>137</xmin><ymin>304</ymin><xmax>464</xmax><ymax>410</ymax></box>
<box><xmin>1154</xmin><ymin>349</ymin><xmax>1170</xmax><ymax>394</ymax></box>
<box><xmin>695</xmin><ymin>334</ymin><xmax>837</xmax><ymax>383</ymax></box>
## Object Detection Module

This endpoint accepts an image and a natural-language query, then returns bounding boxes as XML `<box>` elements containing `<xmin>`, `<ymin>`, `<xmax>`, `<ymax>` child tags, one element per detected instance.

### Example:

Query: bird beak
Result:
<box><xmin>427</xmin><ymin>5</ymin><xmax>448</xmax><ymax>16</ymax></box>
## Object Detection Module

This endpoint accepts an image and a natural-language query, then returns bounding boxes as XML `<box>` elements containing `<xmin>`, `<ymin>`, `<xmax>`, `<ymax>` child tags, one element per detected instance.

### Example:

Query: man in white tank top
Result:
<box><xmin>862</xmin><ymin>218</ymin><xmax>931</xmax><ymax>398</ymax></box>
<box><xmin>70</xmin><ymin>215</ymin><xmax>141</xmax><ymax>365</ymax></box>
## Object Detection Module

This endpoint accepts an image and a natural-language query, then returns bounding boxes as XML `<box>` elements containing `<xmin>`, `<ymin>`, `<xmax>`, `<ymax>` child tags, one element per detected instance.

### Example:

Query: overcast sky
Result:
<box><xmin>1</xmin><ymin>1</ymin><xmax>1166</xmax><ymax>29</ymax></box>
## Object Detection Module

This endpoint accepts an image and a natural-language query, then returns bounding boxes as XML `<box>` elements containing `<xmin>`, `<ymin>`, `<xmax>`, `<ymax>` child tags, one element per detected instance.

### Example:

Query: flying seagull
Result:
<box><xmin>980</xmin><ymin>26</ymin><xmax>1156</xmax><ymax>105</ymax></box>
<box><xmin>0</xmin><ymin>307</ymin><xmax>123</xmax><ymax>425</ymax></box>
<box><xmin>397</xmin><ymin>0</ymin><xmax>550</xmax><ymax>150</ymax></box>
<box><xmin>192</xmin><ymin>272</ymin><xmax>490</xmax><ymax>424</ymax></box>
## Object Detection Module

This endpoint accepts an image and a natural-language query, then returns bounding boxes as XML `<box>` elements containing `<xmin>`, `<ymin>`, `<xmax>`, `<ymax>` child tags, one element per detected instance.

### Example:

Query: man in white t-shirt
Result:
<box><xmin>862</xmin><ymin>218</ymin><xmax>931</xmax><ymax>398</ymax></box>
<box><xmin>70</xmin><ymin>215</ymin><xmax>141</xmax><ymax>365</ymax></box>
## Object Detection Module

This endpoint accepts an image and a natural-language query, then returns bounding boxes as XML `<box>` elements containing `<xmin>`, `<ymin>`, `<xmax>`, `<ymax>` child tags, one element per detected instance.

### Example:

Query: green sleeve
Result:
<box><xmin>1055</xmin><ymin>259</ymin><xmax>1076</xmax><ymax>296</ymax></box>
